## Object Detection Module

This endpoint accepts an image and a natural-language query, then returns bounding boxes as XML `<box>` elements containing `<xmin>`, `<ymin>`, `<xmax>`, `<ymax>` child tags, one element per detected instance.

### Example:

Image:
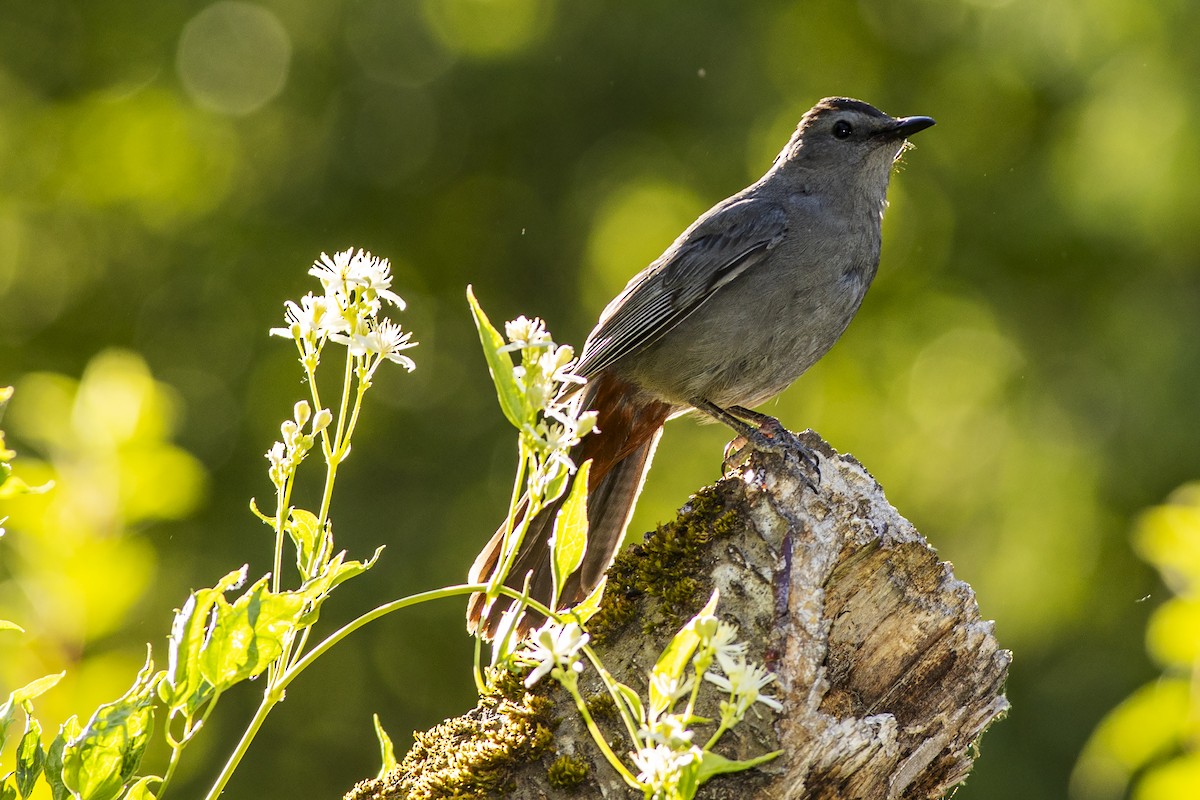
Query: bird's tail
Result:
<box><xmin>466</xmin><ymin>372</ymin><xmax>672</xmax><ymax>639</ymax></box>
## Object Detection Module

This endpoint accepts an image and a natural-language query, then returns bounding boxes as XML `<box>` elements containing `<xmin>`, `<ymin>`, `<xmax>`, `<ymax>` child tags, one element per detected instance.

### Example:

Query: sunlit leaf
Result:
<box><xmin>1</xmin><ymin>779</ymin><xmax>16</xmax><ymax>800</ymax></box>
<box><xmin>61</xmin><ymin>655</ymin><xmax>158</xmax><ymax>800</ymax></box>
<box><xmin>694</xmin><ymin>748</ymin><xmax>782</xmax><ymax>784</ymax></box>
<box><xmin>649</xmin><ymin>591</ymin><xmax>719</xmax><ymax>715</ymax></box>
<box><xmin>2</xmin><ymin>672</ymin><xmax>66</xmax><ymax>755</ymax></box>
<box><xmin>198</xmin><ymin>575</ymin><xmax>305</xmax><ymax>688</ymax></box>
<box><xmin>570</xmin><ymin>576</ymin><xmax>607</xmax><ymax>625</ymax></box>
<box><xmin>162</xmin><ymin>567</ymin><xmax>247</xmax><ymax>715</ymax></box>
<box><xmin>120</xmin><ymin>775</ymin><xmax>158</xmax><ymax>800</ymax></box>
<box><xmin>0</xmin><ymin>620</ymin><xmax>24</xmax><ymax>633</ymax></box>
<box><xmin>295</xmin><ymin>546</ymin><xmax>384</xmax><ymax>627</ymax></box>
<box><xmin>467</xmin><ymin>286</ymin><xmax>526</xmax><ymax>430</ymax></box>
<box><xmin>8</xmin><ymin>673</ymin><xmax>66</xmax><ymax>706</ymax></box>
<box><xmin>15</xmin><ymin>716</ymin><xmax>44</xmax><ymax>798</ymax></box>
<box><xmin>550</xmin><ymin>459</ymin><xmax>591</xmax><ymax>609</ymax></box>
<box><xmin>611</xmin><ymin>680</ymin><xmax>646</xmax><ymax>728</ymax></box>
<box><xmin>372</xmin><ymin>714</ymin><xmax>397</xmax><ymax>780</ymax></box>
<box><xmin>286</xmin><ymin>508</ymin><xmax>325</xmax><ymax>576</ymax></box>
<box><xmin>44</xmin><ymin>718</ymin><xmax>77</xmax><ymax>800</ymax></box>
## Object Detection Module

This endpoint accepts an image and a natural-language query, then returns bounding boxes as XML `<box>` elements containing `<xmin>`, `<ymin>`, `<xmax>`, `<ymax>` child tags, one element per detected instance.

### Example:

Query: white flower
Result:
<box><xmin>649</xmin><ymin>671</ymin><xmax>694</xmax><ymax>712</ymax></box>
<box><xmin>270</xmin><ymin>292</ymin><xmax>346</xmax><ymax>341</ymax></box>
<box><xmin>710</xmin><ymin>622</ymin><xmax>747</xmax><ymax>675</ymax></box>
<box><xmin>330</xmin><ymin>319</ymin><xmax>417</xmax><ymax>370</ymax></box>
<box><xmin>639</xmin><ymin>714</ymin><xmax>695</xmax><ymax>749</ymax></box>
<box><xmin>502</xmin><ymin>316</ymin><xmax>552</xmax><ymax>351</ymax></box>
<box><xmin>704</xmin><ymin>658</ymin><xmax>783</xmax><ymax>718</ymax></box>
<box><xmin>309</xmin><ymin>248</ymin><xmax>405</xmax><ymax>310</ymax></box>
<box><xmin>522</xmin><ymin>621</ymin><xmax>590</xmax><ymax>687</ymax></box>
<box><xmin>345</xmin><ymin>251</ymin><xmax>405</xmax><ymax>309</ymax></box>
<box><xmin>630</xmin><ymin>744</ymin><xmax>701</xmax><ymax>793</ymax></box>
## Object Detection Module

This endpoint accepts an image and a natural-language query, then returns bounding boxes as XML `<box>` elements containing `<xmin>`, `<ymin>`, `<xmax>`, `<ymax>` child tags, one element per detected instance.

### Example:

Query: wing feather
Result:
<box><xmin>575</xmin><ymin>197</ymin><xmax>786</xmax><ymax>377</ymax></box>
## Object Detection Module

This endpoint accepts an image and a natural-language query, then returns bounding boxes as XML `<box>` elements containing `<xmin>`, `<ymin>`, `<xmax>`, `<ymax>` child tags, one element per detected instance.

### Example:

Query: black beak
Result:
<box><xmin>883</xmin><ymin>115</ymin><xmax>936</xmax><ymax>140</ymax></box>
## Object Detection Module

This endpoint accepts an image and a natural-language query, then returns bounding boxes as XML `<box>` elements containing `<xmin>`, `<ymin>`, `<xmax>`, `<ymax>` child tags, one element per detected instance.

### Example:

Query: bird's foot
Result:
<box><xmin>695</xmin><ymin>400</ymin><xmax>820</xmax><ymax>490</ymax></box>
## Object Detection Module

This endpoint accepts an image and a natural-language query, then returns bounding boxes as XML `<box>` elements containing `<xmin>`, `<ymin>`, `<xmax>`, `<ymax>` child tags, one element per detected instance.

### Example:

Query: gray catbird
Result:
<box><xmin>468</xmin><ymin>97</ymin><xmax>934</xmax><ymax>637</ymax></box>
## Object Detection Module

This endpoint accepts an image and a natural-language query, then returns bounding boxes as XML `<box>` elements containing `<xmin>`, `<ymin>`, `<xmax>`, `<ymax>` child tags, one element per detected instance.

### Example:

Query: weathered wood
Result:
<box><xmin>346</xmin><ymin>431</ymin><xmax>1009</xmax><ymax>800</ymax></box>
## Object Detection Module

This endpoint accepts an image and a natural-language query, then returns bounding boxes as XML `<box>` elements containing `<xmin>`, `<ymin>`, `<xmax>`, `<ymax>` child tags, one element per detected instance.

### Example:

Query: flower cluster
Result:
<box><xmin>631</xmin><ymin>745</ymin><xmax>701</xmax><ymax>796</ymax></box>
<box><xmin>628</xmin><ymin>595</ymin><xmax>783</xmax><ymax>799</ymax></box>
<box><xmin>502</xmin><ymin>315</ymin><xmax>596</xmax><ymax>475</ymax></box>
<box><xmin>270</xmin><ymin>248</ymin><xmax>416</xmax><ymax>371</ymax></box>
<box><xmin>519</xmin><ymin>620</ymin><xmax>590</xmax><ymax>688</ymax></box>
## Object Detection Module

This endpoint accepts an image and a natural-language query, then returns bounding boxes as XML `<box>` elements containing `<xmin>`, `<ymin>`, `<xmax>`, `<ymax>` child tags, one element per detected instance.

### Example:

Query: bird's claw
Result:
<box><xmin>720</xmin><ymin>416</ymin><xmax>820</xmax><ymax>492</ymax></box>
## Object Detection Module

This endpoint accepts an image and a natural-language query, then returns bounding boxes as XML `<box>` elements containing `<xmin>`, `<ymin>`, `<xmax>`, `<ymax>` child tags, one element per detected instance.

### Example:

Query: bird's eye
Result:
<box><xmin>832</xmin><ymin>120</ymin><xmax>853</xmax><ymax>140</ymax></box>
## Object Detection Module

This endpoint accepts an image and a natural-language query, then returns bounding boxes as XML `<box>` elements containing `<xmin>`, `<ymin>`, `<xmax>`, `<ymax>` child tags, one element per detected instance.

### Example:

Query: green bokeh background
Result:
<box><xmin>1</xmin><ymin>0</ymin><xmax>1198</xmax><ymax>798</ymax></box>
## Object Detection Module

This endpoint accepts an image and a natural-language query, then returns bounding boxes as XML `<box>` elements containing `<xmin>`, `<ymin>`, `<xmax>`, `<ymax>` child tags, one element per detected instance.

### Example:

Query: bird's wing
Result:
<box><xmin>574</xmin><ymin>197</ymin><xmax>787</xmax><ymax>378</ymax></box>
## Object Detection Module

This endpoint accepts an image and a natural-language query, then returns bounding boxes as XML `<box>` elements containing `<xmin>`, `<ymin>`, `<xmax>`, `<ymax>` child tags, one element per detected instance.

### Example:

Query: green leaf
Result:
<box><xmin>611</xmin><ymin>680</ymin><xmax>646</xmax><ymax>728</ymax></box>
<box><xmin>1</xmin><ymin>778</ymin><xmax>17</xmax><ymax>800</ymax></box>
<box><xmin>467</xmin><ymin>286</ymin><xmax>526</xmax><ymax>430</ymax></box>
<box><xmin>286</xmin><ymin>508</ymin><xmax>326</xmax><ymax>576</ymax></box>
<box><xmin>120</xmin><ymin>776</ymin><xmax>158</xmax><ymax>800</ymax></box>
<box><xmin>44</xmin><ymin>719</ymin><xmax>77</xmax><ymax>800</ymax></box>
<box><xmin>15</xmin><ymin>716</ymin><xmax>44</xmax><ymax>798</ymax></box>
<box><xmin>570</xmin><ymin>576</ymin><xmax>607</xmax><ymax>624</ymax></box>
<box><xmin>61</xmin><ymin>656</ymin><xmax>158</xmax><ymax>800</ymax></box>
<box><xmin>550</xmin><ymin>459</ymin><xmax>591</xmax><ymax>609</ymax></box>
<box><xmin>294</xmin><ymin>546</ymin><xmax>383</xmax><ymax>627</ymax></box>
<box><xmin>649</xmin><ymin>591</ymin><xmax>719</xmax><ymax>715</ymax></box>
<box><xmin>163</xmin><ymin>567</ymin><xmax>247</xmax><ymax>716</ymax></box>
<box><xmin>198</xmin><ymin>575</ymin><xmax>306</xmax><ymax>689</ymax></box>
<box><xmin>695</xmin><ymin>749</ymin><xmax>782</xmax><ymax>784</ymax></box>
<box><xmin>2</xmin><ymin>672</ymin><xmax>65</xmax><ymax>754</ymax></box>
<box><xmin>372</xmin><ymin>714</ymin><xmax>397</xmax><ymax>780</ymax></box>
<box><xmin>8</xmin><ymin>673</ymin><xmax>66</xmax><ymax>706</ymax></box>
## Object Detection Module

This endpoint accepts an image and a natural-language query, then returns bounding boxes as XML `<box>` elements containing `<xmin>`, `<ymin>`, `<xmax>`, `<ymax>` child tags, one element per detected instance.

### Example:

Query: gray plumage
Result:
<box><xmin>468</xmin><ymin>97</ymin><xmax>934</xmax><ymax>637</ymax></box>
<box><xmin>579</xmin><ymin>96</ymin><xmax>933</xmax><ymax>412</ymax></box>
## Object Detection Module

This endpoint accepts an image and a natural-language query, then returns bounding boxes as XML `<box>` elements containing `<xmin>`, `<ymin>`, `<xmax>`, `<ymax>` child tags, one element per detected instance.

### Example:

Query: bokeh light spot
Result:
<box><xmin>421</xmin><ymin>0</ymin><xmax>554</xmax><ymax>58</ymax></box>
<box><xmin>583</xmin><ymin>181</ymin><xmax>704</xmax><ymax>312</ymax></box>
<box><xmin>344</xmin><ymin>0</ymin><xmax>455</xmax><ymax>86</ymax></box>
<box><xmin>177</xmin><ymin>1</ymin><xmax>292</xmax><ymax>115</ymax></box>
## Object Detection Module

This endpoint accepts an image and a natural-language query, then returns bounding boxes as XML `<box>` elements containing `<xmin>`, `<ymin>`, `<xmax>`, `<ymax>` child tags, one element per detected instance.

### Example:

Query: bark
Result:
<box><xmin>346</xmin><ymin>430</ymin><xmax>1010</xmax><ymax>800</ymax></box>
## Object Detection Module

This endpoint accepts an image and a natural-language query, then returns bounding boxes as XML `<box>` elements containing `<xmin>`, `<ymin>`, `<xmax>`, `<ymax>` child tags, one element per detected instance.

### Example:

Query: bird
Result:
<box><xmin>467</xmin><ymin>97</ymin><xmax>934</xmax><ymax>638</ymax></box>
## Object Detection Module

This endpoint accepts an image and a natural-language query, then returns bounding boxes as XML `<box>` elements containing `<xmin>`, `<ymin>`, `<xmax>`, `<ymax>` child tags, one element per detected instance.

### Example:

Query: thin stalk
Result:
<box><xmin>317</xmin><ymin>350</ymin><xmax>356</xmax><ymax>525</ymax></box>
<box><xmin>485</xmin><ymin>441</ymin><xmax>529</xmax><ymax>600</ymax></box>
<box><xmin>338</xmin><ymin>361</ymin><xmax>375</xmax><ymax>446</ymax></box>
<box><xmin>472</xmin><ymin>633</ymin><xmax>486</xmax><ymax>694</ymax></box>
<box><xmin>563</xmin><ymin>680</ymin><xmax>641</xmax><ymax>789</ymax></box>
<box><xmin>582</xmin><ymin>645</ymin><xmax>643</xmax><ymax>748</ymax></box>
<box><xmin>202</xmin><ymin>685</ymin><xmax>281</xmax><ymax>800</ymax></box>
<box><xmin>155</xmin><ymin>738</ymin><xmax>186</xmax><ymax>798</ymax></box>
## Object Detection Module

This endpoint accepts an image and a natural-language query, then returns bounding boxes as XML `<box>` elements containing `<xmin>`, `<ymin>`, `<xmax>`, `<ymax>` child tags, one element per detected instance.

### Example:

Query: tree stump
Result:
<box><xmin>346</xmin><ymin>430</ymin><xmax>1010</xmax><ymax>799</ymax></box>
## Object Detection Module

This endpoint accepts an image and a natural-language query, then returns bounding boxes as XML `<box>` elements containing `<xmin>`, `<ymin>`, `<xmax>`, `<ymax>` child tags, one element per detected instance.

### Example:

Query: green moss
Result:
<box><xmin>589</xmin><ymin>484</ymin><xmax>738</xmax><ymax>642</ymax></box>
<box><xmin>583</xmin><ymin>691</ymin><xmax>618</xmax><ymax>725</ymax></box>
<box><xmin>343</xmin><ymin>666</ymin><xmax>558</xmax><ymax>800</ymax></box>
<box><xmin>546</xmin><ymin>753</ymin><xmax>590</xmax><ymax>789</ymax></box>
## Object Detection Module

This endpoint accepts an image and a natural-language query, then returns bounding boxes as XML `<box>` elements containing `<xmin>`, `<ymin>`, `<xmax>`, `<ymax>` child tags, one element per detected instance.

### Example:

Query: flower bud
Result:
<box><xmin>293</xmin><ymin>400</ymin><xmax>312</xmax><ymax>426</ymax></box>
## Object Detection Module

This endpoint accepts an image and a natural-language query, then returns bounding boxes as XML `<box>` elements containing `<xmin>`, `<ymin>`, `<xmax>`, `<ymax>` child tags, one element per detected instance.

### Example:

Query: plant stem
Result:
<box><xmin>582</xmin><ymin>646</ymin><xmax>643</xmax><ymax>747</ymax></box>
<box><xmin>202</xmin><ymin>686</ymin><xmax>282</xmax><ymax>800</ymax></box>
<box><xmin>563</xmin><ymin>679</ymin><xmax>642</xmax><ymax>789</ymax></box>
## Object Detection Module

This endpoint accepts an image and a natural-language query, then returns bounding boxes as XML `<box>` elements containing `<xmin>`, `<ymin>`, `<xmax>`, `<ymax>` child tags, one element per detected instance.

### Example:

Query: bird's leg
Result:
<box><xmin>690</xmin><ymin>398</ymin><xmax>820</xmax><ymax>489</ymax></box>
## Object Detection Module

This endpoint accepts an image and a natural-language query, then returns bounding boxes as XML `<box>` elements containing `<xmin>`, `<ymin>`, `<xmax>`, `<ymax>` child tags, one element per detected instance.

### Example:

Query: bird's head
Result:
<box><xmin>776</xmin><ymin>97</ymin><xmax>935</xmax><ymax>193</ymax></box>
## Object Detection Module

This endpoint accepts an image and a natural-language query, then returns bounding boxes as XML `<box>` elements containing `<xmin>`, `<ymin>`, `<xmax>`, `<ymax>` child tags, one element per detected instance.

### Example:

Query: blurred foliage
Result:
<box><xmin>1073</xmin><ymin>485</ymin><xmax>1200</xmax><ymax>799</ymax></box>
<box><xmin>0</xmin><ymin>352</ymin><xmax>205</xmax><ymax>792</ymax></box>
<box><xmin>0</xmin><ymin>0</ymin><xmax>1197</xmax><ymax>798</ymax></box>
